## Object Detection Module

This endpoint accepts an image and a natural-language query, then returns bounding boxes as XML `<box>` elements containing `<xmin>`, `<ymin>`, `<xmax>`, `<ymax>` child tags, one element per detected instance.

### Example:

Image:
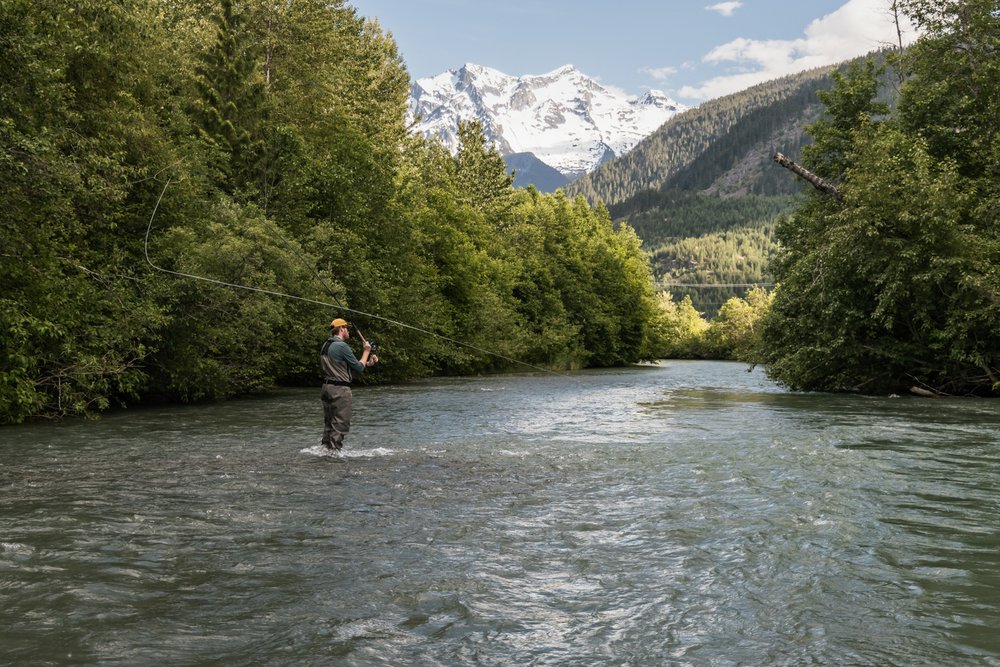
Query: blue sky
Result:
<box><xmin>348</xmin><ymin>0</ymin><xmax>918</xmax><ymax>105</ymax></box>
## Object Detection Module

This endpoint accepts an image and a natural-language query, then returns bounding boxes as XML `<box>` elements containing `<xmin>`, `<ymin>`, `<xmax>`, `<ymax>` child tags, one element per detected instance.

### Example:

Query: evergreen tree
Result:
<box><xmin>455</xmin><ymin>120</ymin><xmax>516</xmax><ymax>226</ymax></box>
<box><xmin>191</xmin><ymin>0</ymin><xmax>267</xmax><ymax>195</ymax></box>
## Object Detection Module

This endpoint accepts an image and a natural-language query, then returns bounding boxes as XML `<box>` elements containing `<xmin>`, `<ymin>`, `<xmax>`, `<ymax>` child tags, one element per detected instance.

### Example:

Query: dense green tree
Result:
<box><xmin>500</xmin><ymin>189</ymin><xmax>587</xmax><ymax>368</ymax></box>
<box><xmin>0</xmin><ymin>0</ymin><xmax>674</xmax><ymax>423</ymax></box>
<box><xmin>147</xmin><ymin>199</ymin><xmax>322</xmax><ymax>400</ymax></box>
<box><xmin>803</xmin><ymin>59</ymin><xmax>889</xmax><ymax>180</ymax></box>
<box><xmin>760</xmin><ymin>0</ymin><xmax>1000</xmax><ymax>395</ymax></box>
<box><xmin>191</xmin><ymin>0</ymin><xmax>268</xmax><ymax>195</ymax></box>
<box><xmin>706</xmin><ymin>287</ymin><xmax>773</xmax><ymax>362</ymax></box>
<box><xmin>0</xmin><ymin>0</ymin><xmax>182</xmax><ymax>422</ymax></box>
<box><xmin>647</xmin><ymin>294</ymin><xmax>710</xmax><ymax>359</ymax></box>
<box><xmin>455</xmin><ymin>119</ymin><xmax>516</xmax><ymax>225</ymax></box>
<box><xmin>583</xmin><ymin>202</ymin><xmax>661</xmax><ymax>365</ymax></box>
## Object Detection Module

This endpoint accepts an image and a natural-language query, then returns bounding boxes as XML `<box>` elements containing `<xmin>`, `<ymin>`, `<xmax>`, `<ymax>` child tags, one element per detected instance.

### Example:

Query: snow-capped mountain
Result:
<box><xmin>409</xmin><ymin>63</ymin><xmax>686</xmax><ymax>189</ymax></box>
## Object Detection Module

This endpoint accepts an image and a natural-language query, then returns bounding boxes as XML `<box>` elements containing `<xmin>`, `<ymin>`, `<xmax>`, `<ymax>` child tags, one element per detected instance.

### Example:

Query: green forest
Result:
<box><xmin>1</xmin><ymin>0</ymin><xmax>673</xmax><ymax>423</ymax></box>
<box><xmin>600</xmin><ymin>0</ymin><xmax>999</xmax><ymax>398</ymax></box>
<box><xmin>619</xmin><ymin>194</ymin><xmax>792</xmax><ymax>316</ymax></box>
<box><xmin>758</xmin><ymin>0</ymin><xmax>1000</xmax><ymax>396</ymax></box>
<box><xmin>2</xmin><ymin>0</ymin><xmax>997</xmax><ymax>424</ymax></box>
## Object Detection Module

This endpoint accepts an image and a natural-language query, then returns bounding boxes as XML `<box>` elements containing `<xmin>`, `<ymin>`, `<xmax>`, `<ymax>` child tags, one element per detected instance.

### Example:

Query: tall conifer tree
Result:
<box><xmin>191</xmin><ymin>0</ymin><xmax>266</xmax><ymax>195</ymax></box>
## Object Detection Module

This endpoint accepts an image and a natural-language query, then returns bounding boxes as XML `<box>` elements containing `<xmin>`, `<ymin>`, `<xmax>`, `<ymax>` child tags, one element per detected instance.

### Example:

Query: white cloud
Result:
<box><xmin>642</xmin><ymin>65</ymin><xmax>679</xmax><ymax>81</ymax></box>
<box><xmin>706</xmin><ymin>2</ymin><xmax>743</xmax><ymax>17</ymax></box>
<box><xmin>681</xmin><ymin>0</ymin><xmax>921</xmax><ymax>101</ymax></box>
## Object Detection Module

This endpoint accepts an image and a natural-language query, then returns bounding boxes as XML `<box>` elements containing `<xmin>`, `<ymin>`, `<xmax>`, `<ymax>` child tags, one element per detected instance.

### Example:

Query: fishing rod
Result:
<box><xmin>143</xmin><ymin>177</ymin><xmax>572</xmax><ymax>379</ymax></box>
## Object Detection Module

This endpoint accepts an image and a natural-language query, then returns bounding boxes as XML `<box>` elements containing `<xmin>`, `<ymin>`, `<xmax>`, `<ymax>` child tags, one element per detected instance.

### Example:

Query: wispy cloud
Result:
<box><xmin>641</xmin><ymin>65</ymin><xmax>679</xmax><ymax>81</ymax></box>
<box><xmin>680</xmin><ymin>0</ymin><xmax>920</xmax><ymax>101</ymax></box>
<box><xmin>705</xmin><ymin>2</ymin><xmax>743</xmax><ymax>17</ymax></box>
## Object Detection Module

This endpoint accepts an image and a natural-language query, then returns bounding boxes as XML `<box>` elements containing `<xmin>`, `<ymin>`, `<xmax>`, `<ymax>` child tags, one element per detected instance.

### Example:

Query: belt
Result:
<box><xmin>323</xmin><ymin>379</ymin><xmax>351</xmax><ymax>387</ymax></box>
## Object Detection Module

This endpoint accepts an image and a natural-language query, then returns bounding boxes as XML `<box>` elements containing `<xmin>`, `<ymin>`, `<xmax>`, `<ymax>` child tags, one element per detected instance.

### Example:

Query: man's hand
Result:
<box><xmin>363</xmin><ymin>340</ymin><xmax>372</xmax><ymax>352</ymax></box>
<box><xmin>367</xmin><ymin>354</ymin><xmax>379</xmax><ymax>366</ymax></box>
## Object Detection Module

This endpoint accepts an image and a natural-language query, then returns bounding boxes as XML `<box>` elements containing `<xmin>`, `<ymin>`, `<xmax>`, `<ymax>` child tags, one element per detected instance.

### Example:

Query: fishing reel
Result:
<box><xmin>367</xmin><ymin>339</ymin><xmax>381</xmax><ymax>378</ymax></box>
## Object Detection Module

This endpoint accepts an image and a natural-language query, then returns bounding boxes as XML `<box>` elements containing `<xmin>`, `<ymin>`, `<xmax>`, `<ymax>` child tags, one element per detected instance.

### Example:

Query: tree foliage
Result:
<box><xmin>706</xmin><ymin>287</ymin><xmax>774</xmax><ymax>362</ymax></box>
<box><xmin>760</xmin><ymin>0</ymin><xmax>1000</xmax><ymax>395</ymax></box>
<box><xmin>646</xmin><ymin>294</ymin><xmax>710</xmax><ymax>359</ymax></box>
<box><xmin>0</xmin><ymin>0</ymin><xmax>667</xmax><ymax>423</ymax></box>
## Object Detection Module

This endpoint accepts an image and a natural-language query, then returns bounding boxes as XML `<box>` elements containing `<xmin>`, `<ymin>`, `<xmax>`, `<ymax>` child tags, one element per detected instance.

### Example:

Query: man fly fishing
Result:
<box><xmin>320</xmin><ymin>318</ymin><xmax>378</xmax><ymax>452</ymax></box>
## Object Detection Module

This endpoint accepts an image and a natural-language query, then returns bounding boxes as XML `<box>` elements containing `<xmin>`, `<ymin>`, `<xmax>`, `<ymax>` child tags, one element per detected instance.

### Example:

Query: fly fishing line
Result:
<box><xmin>143</xmin><ymin>177</ymin><xmax>573</xmax><ymax>379</ymax></box>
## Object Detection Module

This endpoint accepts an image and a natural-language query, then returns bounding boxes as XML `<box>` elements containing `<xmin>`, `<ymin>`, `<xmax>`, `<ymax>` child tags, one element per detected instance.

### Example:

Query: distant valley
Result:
<box><xmin>569</xmin><ymin>64</ymin><xmax>844</xmax><ymax>313</ymax></box>
<box><xmin>408</xmin><ymin>58</ymin><xmax>869</xmax><ymax>315</ymax></box>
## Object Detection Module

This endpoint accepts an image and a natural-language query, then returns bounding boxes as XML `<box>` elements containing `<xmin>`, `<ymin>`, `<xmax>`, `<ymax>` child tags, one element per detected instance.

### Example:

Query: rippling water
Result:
<box><xmin>2</xmin><ymin>361</ymin><xmax>999</xmax><ymax>666</ymax></box>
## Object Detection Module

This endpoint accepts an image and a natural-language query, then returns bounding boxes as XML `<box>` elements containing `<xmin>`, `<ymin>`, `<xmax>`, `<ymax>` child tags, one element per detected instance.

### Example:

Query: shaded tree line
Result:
<box><xmin>616</xmin><ymin>192</ymin><xmax>795</xmax><ymax>247</ymax></box>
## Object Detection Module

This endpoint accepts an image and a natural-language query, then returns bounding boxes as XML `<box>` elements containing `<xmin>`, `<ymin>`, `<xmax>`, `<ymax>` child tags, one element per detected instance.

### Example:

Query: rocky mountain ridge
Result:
<box><xmin>408</xmin><ymin>63</ymin><xmax>686</xmax><ymax>190</ymax></box>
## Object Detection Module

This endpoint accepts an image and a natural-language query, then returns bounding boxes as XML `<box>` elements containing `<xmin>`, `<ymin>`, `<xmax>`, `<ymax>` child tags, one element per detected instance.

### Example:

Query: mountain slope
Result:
<box><xmin>409</xmin><ymin>63</ymin><xmax>686</xmax><ymax>186</ymax></box>
<box><xmin>504</xmin><ymin>152</ymin><xmax>570</xmax><ymax>191</ymax></box>
<box><xmin>564</xmin><ymin>64</ymin><xmax>839</xmax><ymax>207</ymax></box>
<box><xmin>565</xmin><ymin>63</ymin><xmax>852</xmax><ymax>316</ymax></box>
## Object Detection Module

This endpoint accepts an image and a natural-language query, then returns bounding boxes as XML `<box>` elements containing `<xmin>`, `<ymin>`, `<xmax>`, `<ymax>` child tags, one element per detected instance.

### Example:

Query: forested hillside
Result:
<box><xmin>625</xmin><ymin>195</ymin><xmax>794</xmax><ymax>315</ymax></box>
<box><xmin>575</xmin><ymin>52</ymin><xmax>903</xmax><ymax>317</ymax></box>
<box><xmin>0</xmin><ymin>0</ymin><xmax>664</xmax><ymax>423</ymax></box>
<box><xmin>565</xmin><ymin>65</ymin><xmax>839</xmax><ymax>207</ymax></box>
<box><xmin>568</xmin><ymin>65</ymin><xmax>844</xmax><ymax>315</ymax></box>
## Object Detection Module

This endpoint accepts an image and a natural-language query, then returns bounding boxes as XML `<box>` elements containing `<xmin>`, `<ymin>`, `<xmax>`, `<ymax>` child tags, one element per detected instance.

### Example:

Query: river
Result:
<box><xmin>2</xmin><ymin>361</ymin><xmax>999</xmax><ymax>666</ymax></box>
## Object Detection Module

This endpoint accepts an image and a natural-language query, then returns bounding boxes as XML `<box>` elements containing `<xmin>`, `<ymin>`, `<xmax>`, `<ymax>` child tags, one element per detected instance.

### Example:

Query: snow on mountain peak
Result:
<box><xmin>408</xmin><ymin>64</ymin><xmax>687</xmax><ymax>184</ymax></box>
<box><xmin>635</xmin><ymin>89</ymin><xmax>678</xmax><ymax>108</ymax></box>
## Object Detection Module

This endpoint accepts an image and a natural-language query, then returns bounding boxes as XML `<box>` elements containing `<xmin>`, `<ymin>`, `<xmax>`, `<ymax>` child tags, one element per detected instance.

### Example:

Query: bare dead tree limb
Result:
<box><xmin>773</xmin><ymin>152</ymin><xmax>843</xmax><ymax>199</ymax></box>
<box><xmin>889</xmin><ymin>0</ymin><xmax>907</xmax><ymax>84</ymax></box>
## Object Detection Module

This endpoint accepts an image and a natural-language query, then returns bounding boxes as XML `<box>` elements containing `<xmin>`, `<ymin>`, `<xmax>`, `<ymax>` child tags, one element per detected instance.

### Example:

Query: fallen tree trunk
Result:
<box><xmin>773</xmin><ymin>152</ymin><xmax>842</xmax><ymax>199</ymax></box>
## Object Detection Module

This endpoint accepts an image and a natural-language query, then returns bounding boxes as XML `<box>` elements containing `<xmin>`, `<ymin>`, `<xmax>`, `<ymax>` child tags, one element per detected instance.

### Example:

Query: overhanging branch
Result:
<box><xmin>773</xmin><ymin>152</ymin><xmax>842</xmax><ymax>199</ymax></box>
